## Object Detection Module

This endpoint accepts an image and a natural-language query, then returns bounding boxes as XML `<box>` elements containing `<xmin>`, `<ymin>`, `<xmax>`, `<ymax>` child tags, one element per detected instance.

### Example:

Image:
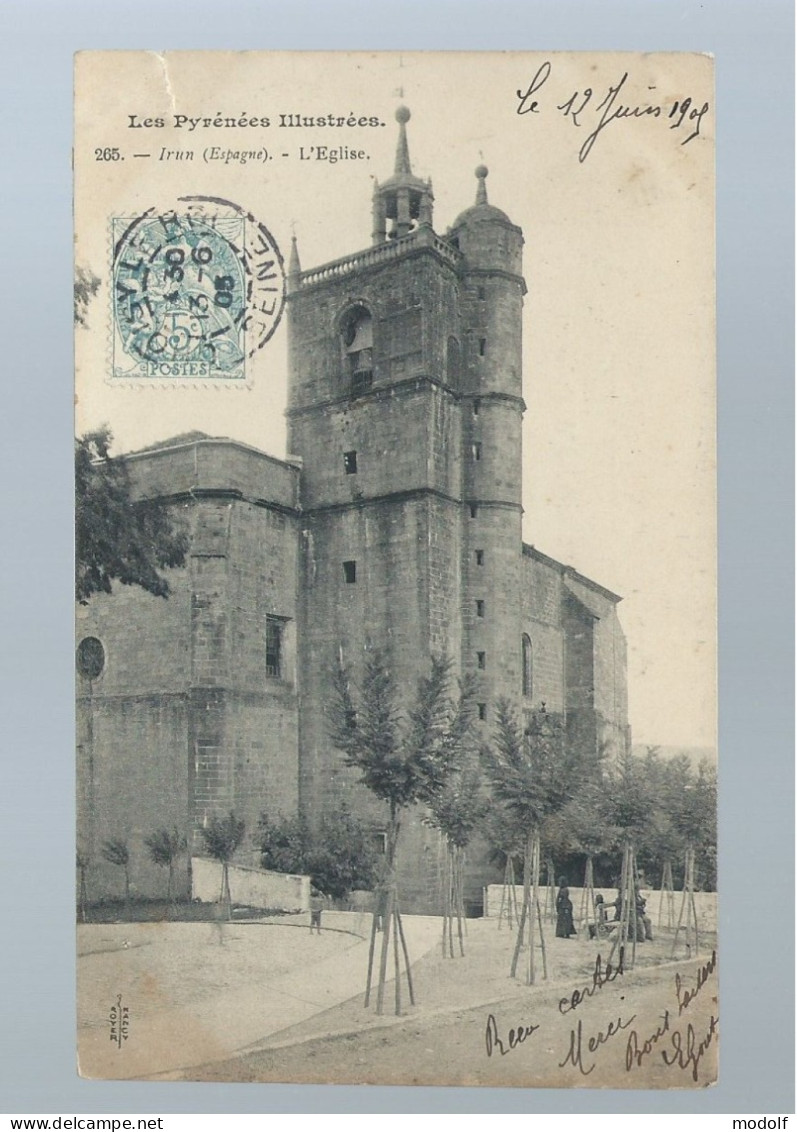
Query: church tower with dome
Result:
<box><xmin>76</xmin><ymin>108</ymin><xmax>629</xmax><ymax>913</ymax></box>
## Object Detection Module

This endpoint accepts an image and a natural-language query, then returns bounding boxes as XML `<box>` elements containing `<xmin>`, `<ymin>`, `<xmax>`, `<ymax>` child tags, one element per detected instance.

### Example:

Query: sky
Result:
<box><xmin>75</xmin><ymin>50</ymin><xmax>716</xmax><ymax>750</ymax></box>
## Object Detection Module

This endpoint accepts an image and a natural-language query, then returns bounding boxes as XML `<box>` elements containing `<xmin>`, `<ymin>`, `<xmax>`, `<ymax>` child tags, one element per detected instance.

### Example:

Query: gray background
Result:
<box><xmin>1</xmin><ymin>0</ymin><xmax>793</xmax><ymax>1115</ymax></box>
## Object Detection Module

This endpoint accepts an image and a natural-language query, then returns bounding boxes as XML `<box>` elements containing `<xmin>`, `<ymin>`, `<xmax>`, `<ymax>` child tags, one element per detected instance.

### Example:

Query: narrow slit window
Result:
<box><xmin>479</xmin><ymin>338</ymin><xmax>487</xmax><ymax>357</ymax></box>
<box><xmin>473</xmin><ymin>398</ymin><xmax>480</xmax><ymax>416</ymax></box>
<box><xmin>343</xmin><ymin>450</ymin><xmax>358</xmax><ymax>474</ymax></box>
<box><xmin>469</xmin><ymin>504</ymin><xmax>478</xmax><ymax>519</ymax></box>
<box><xmin>477</xmin><ymin>703</ymin><xmax>487</xmax><ymax>722</ymax></box>
<box><xmin>478</xmin><ymin>286</ymin><xmax>486</xmax><ymax>300</ymax></box>
<box><xmin>475</xmin><ymin>549</ymin><xmax>484</xmax><ymax>566</ymax></box>
<box><xmin>476</xmin><ymin>599</ymin><xmax>485</xmax><ymax>618</ymax></box>
<box><xmin>522</xmin><ymin>633</ymin><xmax>533</xmax><ymax>698</ymax></box>
<box><xmin>266</xmin><ymin>617</ymin><xmax>283</xmax><ymax>678</ymax></box>
<box><xmin>343</xmin><ymin>560</ymin><xmax>357</xmax><ymax>584</ymax></box>
<box><xmin>477</xmin><ymin>651</ymin><xmax>486</xmax><ymax>670</ymax></box>
<box><xmin>472</xmin><ymin>442</ymin><xmax>482</xmax><ymax>461</ymax></box>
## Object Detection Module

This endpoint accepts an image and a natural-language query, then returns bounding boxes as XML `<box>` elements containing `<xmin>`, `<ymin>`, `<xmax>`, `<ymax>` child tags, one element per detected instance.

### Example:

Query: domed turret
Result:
<box><xmin>371</xmin><ymin>107</ymin><xmax>434</xmax><ymax>244</ymax></box>
<box><xmin>451</xmin><ymin>165</ymin><xmax>511</xmax><ymax>227</ymax></box>
<box><xmin>447</xmin><ymin>165</ymin><xmax>523</xmax><ymax>274</ymax></box>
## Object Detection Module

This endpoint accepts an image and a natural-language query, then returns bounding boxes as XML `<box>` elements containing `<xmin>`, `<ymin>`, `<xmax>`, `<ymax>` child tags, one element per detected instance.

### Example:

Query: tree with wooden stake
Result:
<box><xmin>482</xmin><ymin>700</ymin><xmax>570</xmax><ymax>985</ymax></box>
<box><xmin>329</xmin><ymin>650</ymin><xmax>473</xmax><ymax>1015</ymax></box>
<box><xmin>671</xmin><ymin>845</ymin><xmax>700</xmax><ymax>957</ymax></box>
<box><xmin>543</xmin><ymin>859</ymin><xmax>557</xmax><ymax>924</ymax></box>
<box><xmin>659</xmin><ymin>858</ymin><xmax>676</xmax><ymax>932</ymax></box>
<box><xmin>666</xmin><ymin>761</ymin><xmax>715</xmax><ymax>956</ymax></box>
<box><xmin>601</xmin><ymin>749</ymin><xmax>654</xmax><ymax>970</ymax></box>
<box><xmin>199</xmin><ymin>811</ymin><xmax>245</xmax><ymax>921</ymax></box>
<box><xmin>497</xmin><ymin>843</ymin><xmax>524</xmax><ymax>931</ymax></box>
<box><xmin>606</xmin><ymin>842</ymin><xmax>642</xmax><ymax>971</ymax></box>
<box><xmin>144</xmin><ymin>827</ymin><xmax>187</xmax><ymax>911</ymax></box>
<box><xmin>426</xmin><ymin>763</ymin><xmax>486</xmax><ymax>957</ymax></box>
<box><xmin>101</xmin><ymin>838</ymin><xmax>131</xmax><ymax>913</ymax></box>
<box><xmin>482</xmin><ymin>806</ymin><xmax>525</xmax><ymax>930</ymax></box>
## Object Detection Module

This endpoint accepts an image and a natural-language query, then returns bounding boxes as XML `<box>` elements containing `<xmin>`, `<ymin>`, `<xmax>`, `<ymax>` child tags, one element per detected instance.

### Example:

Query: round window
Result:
<box><xmin>76</xmin><ymin>636</ymin><xmax>105</xmax><ymax>679</ymax></box>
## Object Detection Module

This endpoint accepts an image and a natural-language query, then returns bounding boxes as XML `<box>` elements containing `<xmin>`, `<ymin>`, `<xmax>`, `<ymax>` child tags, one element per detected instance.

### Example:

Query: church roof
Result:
<box><xmin>523</xmin><ymin>542</ymin><xmax>622</xmax><ymax>606</ymax></box>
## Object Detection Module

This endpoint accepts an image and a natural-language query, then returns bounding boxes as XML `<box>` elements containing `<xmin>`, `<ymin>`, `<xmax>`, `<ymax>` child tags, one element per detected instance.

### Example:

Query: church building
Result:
<box><xmin>76</xmin><ymin>108</ymin><xmax>629</xmax><ymax>913</ymax></box>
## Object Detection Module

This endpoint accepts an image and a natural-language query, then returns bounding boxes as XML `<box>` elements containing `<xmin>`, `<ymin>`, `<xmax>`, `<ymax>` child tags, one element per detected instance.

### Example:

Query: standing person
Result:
<box><xmin>309</xmin><ymin>887</ymin><xmax>324</xmax><ymax>934</ymax></box>
<box><xmin>635</xmin><ymin>885</ymin><xmax>654</xmax><ymax>941</ymax></box>
<box><xmin>555</xmin><ymin>876</ymin><xmax>577</xmax><ymax>938</ymax></box>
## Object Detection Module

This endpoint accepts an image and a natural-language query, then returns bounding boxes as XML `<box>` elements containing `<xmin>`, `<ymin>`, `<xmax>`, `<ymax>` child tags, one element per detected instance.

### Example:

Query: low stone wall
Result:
<box><xmin>483</xmin><ymin>885</ymin><xmax>718</xmax><ymax>932</ymax></box>
<box><xmin>191</xmin><ymin>857</ymin><xmax>310</xmax><ymax>912</ymax></box>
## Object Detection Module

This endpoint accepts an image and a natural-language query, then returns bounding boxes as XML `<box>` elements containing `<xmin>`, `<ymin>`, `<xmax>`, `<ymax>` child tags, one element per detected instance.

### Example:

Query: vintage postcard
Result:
<box><xmin>74</xmin><ymin>51</ymin><xmax>716</xmax><ymax>1088</ymax></box>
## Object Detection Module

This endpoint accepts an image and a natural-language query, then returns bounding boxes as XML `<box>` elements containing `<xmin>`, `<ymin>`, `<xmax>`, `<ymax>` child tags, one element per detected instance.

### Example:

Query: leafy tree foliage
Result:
<box><xmin>482</xmin><ymin>700</ymin><xmax>571</xmax><ymax>835</ymax></box>
<box><xmin>74</xmin><ymin>265</ymin><xmax>100</xmax><ymax>328</ymax></box>
<box><xmin>101</xmin><ymin>838</ymin><xmax>131</xmax><ymax>905</ymax></box>
<box><xmin>144</xmin><ymin>827</ymin><xmax>187</xmax><ymax>902</ymax></box>
<box><xmin>75</xmin><ymin>428</ymin><xmax>190</xmax><ymax>604</ymax></box>
<box><xmin>200</xmin><ymin>812</ymin><xmax>245</xmax><ymax>864</ymax></box>
<box><xmin>426</xmin><ymin>764</ymin><xmax>486</xmax><ymax>850</ymax></box>
<box><xmin>257</xmin><ymin>808</ymin><xmax>378</xmax><ymax>901</ymax></box>
<box><xmin>199</xmin><ymin>811</ymin><xmax>245</xmax><ymax>918</ymax></box>
<box><xmin>329</xmin><ymin>651</ymin><xmax>472</xmax><ymax>836</ymax></box>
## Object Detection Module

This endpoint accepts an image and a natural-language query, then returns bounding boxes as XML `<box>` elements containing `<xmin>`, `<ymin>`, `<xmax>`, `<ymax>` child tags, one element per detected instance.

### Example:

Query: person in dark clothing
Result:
<box><xmin>555</xmin><ymin>876</ymin><xmax>577</xmax><ymax>938</ymax></box>
<box><xmin>635</xmin><ymin>886</ymin><xmax>654</xmax><ymax>941</ymax></box>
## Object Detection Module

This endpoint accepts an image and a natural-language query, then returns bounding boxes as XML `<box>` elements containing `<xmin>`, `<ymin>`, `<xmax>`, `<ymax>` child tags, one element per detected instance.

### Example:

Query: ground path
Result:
<box><xmin>77</xmin><ymin>912</ymin><xmax>717</xmax><ymax>1089</ymax></box>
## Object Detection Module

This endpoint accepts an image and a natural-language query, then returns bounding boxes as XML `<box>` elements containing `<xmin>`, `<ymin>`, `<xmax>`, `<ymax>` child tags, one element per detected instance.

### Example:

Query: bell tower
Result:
<box><xmin>286</xmin><ymin>109</ymin><xmax>525</xmax><ymax>908</ymax></box>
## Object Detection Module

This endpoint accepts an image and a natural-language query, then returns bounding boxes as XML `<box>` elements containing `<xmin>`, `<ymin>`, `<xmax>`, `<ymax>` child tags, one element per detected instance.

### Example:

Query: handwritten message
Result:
<box><xmin>482</xmin><ymin>950</ymin><xmax>718</xmax><ymax>1086</ymax></box>
<box><xmin>625</xmin><ymin>949</ymin><xmax>718</xmax><ymax>1084</ymax></box>
<box><xmin>516</xmin><ymin>61</ymin><xmax>711</xmax><ymax>162</ymax></box>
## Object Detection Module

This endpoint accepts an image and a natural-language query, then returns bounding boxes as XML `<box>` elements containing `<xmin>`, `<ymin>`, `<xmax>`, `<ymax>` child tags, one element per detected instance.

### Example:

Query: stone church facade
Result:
<box><xmin>76</xmin><ymin>110</ymin><xmax>629</xmax><ymax>913</ymax></box>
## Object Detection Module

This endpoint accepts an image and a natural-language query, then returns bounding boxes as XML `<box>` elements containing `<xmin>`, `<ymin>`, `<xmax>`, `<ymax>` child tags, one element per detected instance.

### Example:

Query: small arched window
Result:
<box><xmin>340</xmin><ymin>305</ymin><xmax>373</xmax><ymax>395</ymax></box>
<box><xmin>522</xmin><ymin>634</ymin><xmax>533</xmax><ymax>699</ymax></box>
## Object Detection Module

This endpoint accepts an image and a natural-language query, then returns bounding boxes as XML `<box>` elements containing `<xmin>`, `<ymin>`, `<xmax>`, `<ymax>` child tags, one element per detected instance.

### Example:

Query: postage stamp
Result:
<box><xmin>110</xmin><ymin>196</ymin><xmax>284</xmax><ymax>382</ymax></box>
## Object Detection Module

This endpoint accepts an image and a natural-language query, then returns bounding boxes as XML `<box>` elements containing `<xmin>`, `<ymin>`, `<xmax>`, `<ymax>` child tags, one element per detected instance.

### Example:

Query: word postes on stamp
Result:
<box><xmin>111</xmin><ymin>196</ymin><xmax>284</xmax><ymax>383</ymax></box>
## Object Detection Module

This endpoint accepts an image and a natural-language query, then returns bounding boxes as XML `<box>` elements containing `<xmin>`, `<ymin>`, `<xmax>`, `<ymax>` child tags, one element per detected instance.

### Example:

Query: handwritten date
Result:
<box><xmin>516</xmin><ymin>61</ymin><xmax>711</xmax><ymax>162</ymax></box>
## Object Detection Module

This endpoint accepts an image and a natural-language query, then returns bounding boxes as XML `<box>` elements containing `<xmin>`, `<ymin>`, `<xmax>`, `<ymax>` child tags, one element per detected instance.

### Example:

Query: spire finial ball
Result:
<box><xmin>395</xmin><ymin>105</ymin><xmax>411</xmax><ymax>124</ymax></box>
<box><xmin>475</xmin><ymin>164</ymin><xmax>489</xmax><ymax>179</ymax></box>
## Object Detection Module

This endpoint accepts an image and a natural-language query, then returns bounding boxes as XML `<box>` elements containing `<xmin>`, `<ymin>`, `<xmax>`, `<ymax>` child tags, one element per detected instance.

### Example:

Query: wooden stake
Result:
<box><xmin>393</xmin><ymin>906</ymin><xmax>402</xmax><ymax>1016</ymax></box>
<box><xmin>510</xmin><ymin>888</ymin><xmax>528</xmax><ymax>978</ymax></box>
<box><xmin>658</xmin><ymin>859</ymin><xmax>675</xmax><ymax>931</ymax></box>
<box><xmin>671</xmin><ymin>846</ymin><xmax>700</xmax><ymax>958</ymax></box>
<box><xmin>375</xmin><ymin>884</ymin><xmax>395</xmax><ymax>1016</ymax></box>
<box><xmin>455</xmin><ymin>848</ymin><xmax>465</xmax><ymax>956</ymax></box>
<box><xmin>395</xmin><ymin>904</ymin><xmax>415</xmax><ymax>1005</ymax></box>
<box><xmin>580</xmin><ymin>856</ymin><xmax>596</xmax><ymax>937</ymax></box>
<box><xmin>363</xmin><ymin>901</ymin><xmax>379</xmax><ymax>1007</ymax></box>
<box><xmin>527</xmin><ymin>830</ymin><xmax>536</xmax><ymax>985</ymax></box>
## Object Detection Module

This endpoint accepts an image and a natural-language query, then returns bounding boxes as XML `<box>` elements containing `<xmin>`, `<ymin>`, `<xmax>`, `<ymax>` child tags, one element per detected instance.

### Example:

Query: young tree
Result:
<box><xmin>482</xmin><ymin>700</ymin><xmax>570</xmax><ymax>983</ymax></box>
<box><xmin>144</xmin><ymin>827</ymin><xmax>187</xmax><ymax>907</ymax></box>
<box><xmin>101</xmin><ymin>838</ymin><xmax>131</xmax><ymax>910</ymax></box>
<box><xmin>199</xmin><ymin>812</ymin><xmax>245</xmax><ymax>920</ymax></box>
<box><xmin>76</xmin><ymin>428</ymin><xmax>190</xmax><ymax>605</ymax></box>
<box><xmin>329</xmin><ymin>650</ymin><xmax>472</xmax><ymax>1014</ymax></box>
<box><xmin>426</xmin><ymin>763</ymin><xmax>486</xmax><ymax>957</ymax></box>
